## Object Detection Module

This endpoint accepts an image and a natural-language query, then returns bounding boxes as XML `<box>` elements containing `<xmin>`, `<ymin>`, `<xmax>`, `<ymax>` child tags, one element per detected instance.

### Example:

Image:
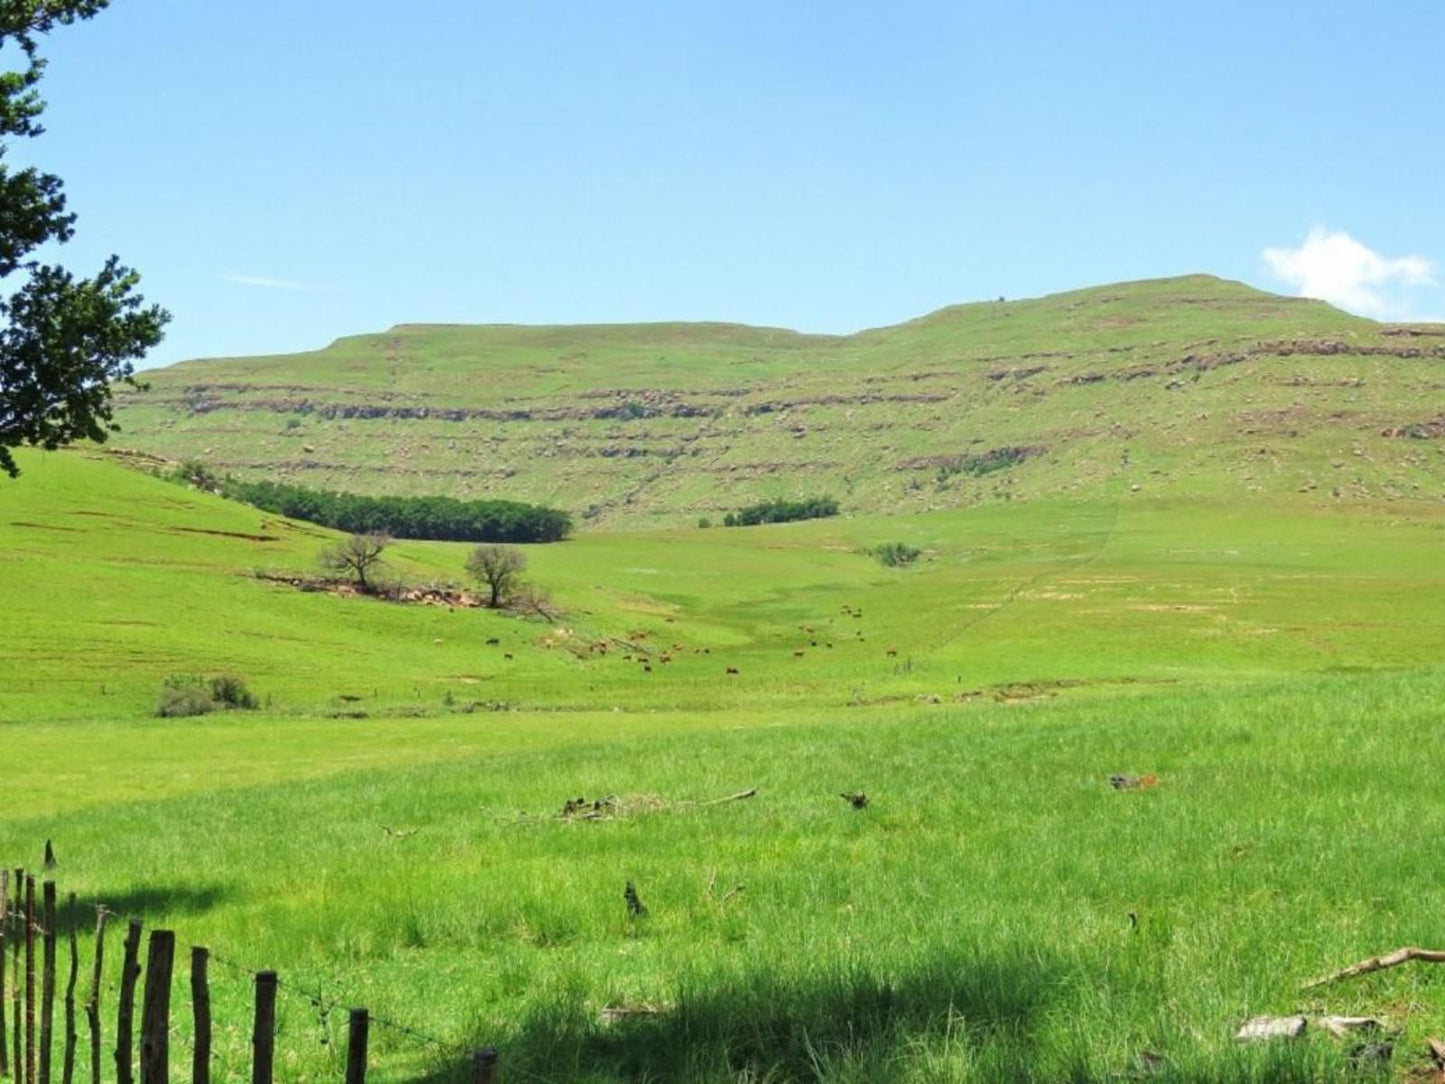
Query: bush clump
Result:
<box><xmin>871</xmin><ymin>542</ymin><xmax>923</xmax><ymax>568</ymax></box>
<box><xmin>156</xmin><ymin>674</ymin><xmax>258</xmax><ymax>717</ymax></box>
<box><xmin>723</xmin><ymin>496</ymin><xmax>839</xmax><ymax>527</ymax></box>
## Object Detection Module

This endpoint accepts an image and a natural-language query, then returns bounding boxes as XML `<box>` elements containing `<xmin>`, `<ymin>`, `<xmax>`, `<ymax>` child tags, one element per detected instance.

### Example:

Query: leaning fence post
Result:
<box><xmin>250</xmin><ymin>972</ymin><xmax>276</xmax><ymax>1084</ymax></box>
<box><xmin>344</xmin><ymin>1009</ymin><xmax>368</xmax><ymax>1084</ymax></box>
<box><xmin>39</xmin><ymin>884</ymin><xmax>55</xmax><ymax>1084</ymax></box>
<box><xmin>189</xmin><ymin>949</ymin><xmax>209</xmax><ymax>1084</ymax></box>
<box><xmin>138</xmin><ymin>932</ymin><xmax>173</xmax><ymax>1084</ymax></box>
<box><xmin>61</xmin><ymin>895</ymin><xmax>76</xmax><ymax>1084</ymax></box>
<box><xmin>0</xmin><ymin>868</ymin><xmax>8</xmax><ymax>1079</ymax></box>
<box><xmin>84</xmin><ymin>910</ymin><xmax>107</xmax><ymax>1084</ymax></box>
<box><xmin>470</xmin><ymin>1048</ymin><xmax>497</xmax><ymax>1084</ymax></box>
<box><xmin>114</xmin><ymin>918</ymin><xmax>142</xmax><ymax>1084</ymax></box>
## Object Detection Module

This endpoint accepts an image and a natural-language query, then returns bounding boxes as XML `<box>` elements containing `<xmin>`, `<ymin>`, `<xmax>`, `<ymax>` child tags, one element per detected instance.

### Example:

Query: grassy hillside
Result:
<box><xmin>110</xmin><ymin>275</ymin><xmax>1445</xmax><ymax>527</ymax></box>
<box><xmin>5</xmin><ymin>449</ymin><xmax>1444</xmax><ymax>726</ymax></box>
<box><xmin>2</xmin><ymin>451</ymin><xmax>1445</xmax><ymax>1081</ymax></box>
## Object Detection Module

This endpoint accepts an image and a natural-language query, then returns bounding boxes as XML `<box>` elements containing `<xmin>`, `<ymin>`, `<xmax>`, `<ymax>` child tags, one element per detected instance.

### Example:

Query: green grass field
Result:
<box><xmin>3</xmin><ymin>449</ymin><xmax>1445</xmax><ymax>1081</ymax></box>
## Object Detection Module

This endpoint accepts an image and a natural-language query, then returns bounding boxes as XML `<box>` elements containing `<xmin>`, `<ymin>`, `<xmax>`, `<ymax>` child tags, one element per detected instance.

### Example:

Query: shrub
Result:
<box><xmin>156</xmin><ymin>674</ymin><xmax>258</xmax><ymax>717</ymax></box>
<box><xmin>697</xmin><ymin>516</ymin><xmax>712</xmax><ymax>529</ymax></box>
<box><xmin>208</xmin><ymin>674</ymin><xmax>257</xmax><ymax>709</ymax></box>
<box><xmin>871</xmin><ymin>542</ymin><xmax>923</xmax><ymax>568</ymax></box>
<box><xmin>156</xmin><ymin>683</ymin><xmax>214</xmax><ymax>718</ymax></box>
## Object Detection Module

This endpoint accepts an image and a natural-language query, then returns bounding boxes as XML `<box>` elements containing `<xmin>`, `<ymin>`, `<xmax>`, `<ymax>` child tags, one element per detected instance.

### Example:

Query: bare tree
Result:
<box><xmin>320</xmin><ymin>532</ymin><xmax>389</xmax><ymax>591</ymax></box>
<box><xmin>466</xmin><ymin>544</ymin><xmax>526</xmax><ymax>608</ymax></box>
<box><xmin>511</xmin><ymin>581</ymin><xmax>558</xmax><ymax>623</ymax></box>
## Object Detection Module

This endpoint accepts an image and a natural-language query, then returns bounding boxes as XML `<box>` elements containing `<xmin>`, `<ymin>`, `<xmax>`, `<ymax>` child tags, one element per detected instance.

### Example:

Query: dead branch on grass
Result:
<box><xmin>1302</xmin><ymin>947</ymin><xmax>1445</xmax><ymax>989</ymax></box>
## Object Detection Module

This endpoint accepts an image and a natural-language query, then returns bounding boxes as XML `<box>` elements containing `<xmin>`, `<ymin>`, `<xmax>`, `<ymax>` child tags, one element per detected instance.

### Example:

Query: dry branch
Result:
<box><xmin>1302</xmin><ymin>947</ymin><xmax>1445</xmax><ymax>989</ymax></box>
<box><xmin>694</xmin><ymin>787</ymin><xmax>757</xmax><ymax>806</ymax></box>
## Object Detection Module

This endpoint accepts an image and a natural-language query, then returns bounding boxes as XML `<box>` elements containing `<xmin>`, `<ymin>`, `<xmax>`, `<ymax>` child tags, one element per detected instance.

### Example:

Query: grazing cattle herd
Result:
<box><xmin>475</xmin><ymin>601</ymin><xmax>907</xmax><ymax>682</ymax></box>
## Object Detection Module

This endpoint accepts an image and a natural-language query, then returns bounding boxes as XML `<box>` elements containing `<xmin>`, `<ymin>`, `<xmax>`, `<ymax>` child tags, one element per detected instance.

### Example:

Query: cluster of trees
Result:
<box><xmin>722</xmin><ymin>496</ymin><xmax>839</xmax><ymax>527</ymax></box>
<box><xmin>226</xmin><ymin>478</ymin><xmax>572</xmax><ymax>543</ymax></box>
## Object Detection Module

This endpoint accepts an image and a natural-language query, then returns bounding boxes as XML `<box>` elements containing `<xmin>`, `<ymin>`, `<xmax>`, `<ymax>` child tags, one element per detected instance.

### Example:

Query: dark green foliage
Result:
<box><xmin>156</xmin><ymin>673</ymin><xmax>256</xmax><ymax>717</ymax></box>
<box><xmin>935</xmin><ymin>446</ymin><xmax>1034</xmax><ymax>485</ymax></box>
<box><xmin>169</xmin><ymin>457</ymin><xmax>220</xmax><ymax>491</ymax></box>
<box><xmin>207</xmin><ymin>673</ymin><xmax>257</xmax><ymax>710</ymax></box>
<box><xmin>0</xmin><ymin>1</ymin><xmax>169</xmax><ymax>477</ymax></box>
<box><xmin>221</xmin><ymin>478</ymin><xmax>572</xmax><ymax>543</ymax></box>
<box><xmin>871</xmin><ymin>541</ymin><xmax>922</xmax><ymax>567</ymax></box>
<box><xmin>725</xmin><ymin>496</ymin><xmax>839</xmax><ymax>527</ymax></box>
<box><xmin>697</xmin><ymin>516</ymin><xmax>712</xmax><ymax>529</ymax></box>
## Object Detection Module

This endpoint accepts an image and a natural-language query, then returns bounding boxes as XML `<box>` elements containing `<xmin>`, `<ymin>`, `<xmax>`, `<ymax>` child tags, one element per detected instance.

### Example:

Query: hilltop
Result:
<box><xmin>112</xmin><ymin>274</ymin><xmax>1445</xmax><ymax>526</ymax></box>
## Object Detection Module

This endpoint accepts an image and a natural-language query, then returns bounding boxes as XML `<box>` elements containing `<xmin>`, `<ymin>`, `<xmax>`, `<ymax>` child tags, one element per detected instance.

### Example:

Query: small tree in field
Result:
<box><xmin>467</xmin><ymin>543</ymin><xmax>525</xmax><ymax>608</ymax></box>
<box><xmin>320</xmin><ymin>532</ymin><xmax>389</xmax><ymax>591</ymax></box>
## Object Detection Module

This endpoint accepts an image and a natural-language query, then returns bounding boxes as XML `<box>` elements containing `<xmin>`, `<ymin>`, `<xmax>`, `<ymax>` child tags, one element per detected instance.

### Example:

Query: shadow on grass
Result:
<box><xmin>49</xmin><ymin>882</ymin><xmax>235</xmax><ymax>936</ymax></box>
<box><xmin>408</xmin><ymin>947</ymin><xmax>1360</xmax><ymax>1084</ymax></box>
<box><xmin>414</xmin><ymin>947</ymin><xmax>1060</xmax><ymax>1083</ymax></box>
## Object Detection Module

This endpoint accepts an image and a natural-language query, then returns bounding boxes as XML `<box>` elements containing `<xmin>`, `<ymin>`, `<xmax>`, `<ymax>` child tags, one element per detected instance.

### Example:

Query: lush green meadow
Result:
<box><xmin>3</xmin><ymin>449</ymin><xmax>1445</xmax><ymax>1081</ymax></box>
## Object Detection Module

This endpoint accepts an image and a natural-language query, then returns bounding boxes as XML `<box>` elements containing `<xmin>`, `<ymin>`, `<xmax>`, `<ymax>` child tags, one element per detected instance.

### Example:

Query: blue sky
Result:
<box><xmin>22</xmin><ymin>0</ymin><xmax>1445</xmax><ymax>366</ymax></box>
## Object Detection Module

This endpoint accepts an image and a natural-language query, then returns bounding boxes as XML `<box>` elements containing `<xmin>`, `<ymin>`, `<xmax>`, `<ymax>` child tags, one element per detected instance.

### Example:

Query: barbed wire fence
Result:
<box><xmin>0</xmin><ymin>867</ymin><xmax>505</xmax><ymax>1084</ymax></box>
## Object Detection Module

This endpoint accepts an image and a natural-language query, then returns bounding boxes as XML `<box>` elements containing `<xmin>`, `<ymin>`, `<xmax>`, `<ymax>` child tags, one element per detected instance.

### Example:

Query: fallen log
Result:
<box><xmin>1302</xmin><ymin>947</ymin><xmax>1445</xmax><ymax>990</ymax></box>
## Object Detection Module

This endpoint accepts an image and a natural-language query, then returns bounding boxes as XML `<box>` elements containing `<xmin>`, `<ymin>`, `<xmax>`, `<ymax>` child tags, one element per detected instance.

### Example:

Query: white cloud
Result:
<box><xmin>220</xmin><ymin>273</ymin><xmax>313</xmax><ymax>291</ymax></box>
<box><xmin>1263</xmin><ymin>228</ymin><xmax>1438</xmax><ymax>321</ymax></box>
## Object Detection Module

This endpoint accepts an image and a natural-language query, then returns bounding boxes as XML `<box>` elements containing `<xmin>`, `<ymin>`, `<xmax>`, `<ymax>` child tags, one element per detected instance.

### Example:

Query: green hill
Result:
<box><xmin>112</xmin><ymin>274</ymin><xmax>1445</xmax><ymax>527</ymax></box>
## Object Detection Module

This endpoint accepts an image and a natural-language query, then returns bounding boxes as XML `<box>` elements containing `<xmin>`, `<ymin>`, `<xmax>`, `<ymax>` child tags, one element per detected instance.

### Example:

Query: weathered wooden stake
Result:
<box><xmin>344</xmin><ymin>1009</ymin><xmax>368</xmax><ymax>1084</ymax></box>
<box><xmin>38</xmin><ymin>884</ymin><xmax>54</xmax><ymax>1084</ymax></box>
<box><xmin>250</xmin><ymin>972</ymin><xmax>277</xmax><ymax>1084</ymax></box>
<box><xmin>114</xmin><ymin>918</ymin><xmax>142</xmax><ymax>1084</ymax></box>
<box><xmin>9</xmin><ymin>870</ymin><xmax>19</xmax><ymax>1083</ymax></box>
<box><xmin>470</xmin><ymin>1048</ymin><xmax>497</xmax><ymax>1084</ymax></box>
<box><xmin>0</xmin><ymin>868</ymin><xmax>8</xmax><ymax>1079</ymax></box>
<box><xmin>84</xmin><ymin>909</ymin><xmax>107</xmax><ymax>1084</ymax></box>
<box><xmin>138</xmin><ymin>932</ymin><xmax>173</xmax><ymax>1084</ymax></box>
<box><xmin>10</xmin><ymin>870</ymin><xmax>19</xmax><ymax>1083</ymax></box>
<box><xmin>61</xmin><ymin>895</ymin><xmax>76</xmax><ymax>1084</ymax></box>
<box><xmin>24</xmin><ymin>876</ymin><xmax>34</xmax><ymax>1084</ymax></box>
<box><xmin>188</xmin><ymin>949</ymin><xmax>209</xmax><ymax>1084</ymax></box>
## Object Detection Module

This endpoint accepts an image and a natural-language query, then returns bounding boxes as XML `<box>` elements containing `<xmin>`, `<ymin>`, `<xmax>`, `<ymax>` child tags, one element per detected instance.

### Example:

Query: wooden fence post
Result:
<box><xmin>9</xmin><ymin>871</ymin><xmax>19</xmax><ymax>1083</ymax></box>
<box><xmin>61</xmin><ymin>895</ymin><xmax>76</xmax><ymax>1084</ymax></box>
<box><xmin>84</xmin><ymin>910</ymin><xmax>107</xmax><ymax>1084</ymax></box>
<box><xmin>0</xmin><ymin>868</ymin><xmax>8</xmax><ymax>1079</ymax></box>
<box><xmin>250</xmin><ymin>972</ymin><xmax>276</xmax><ymax>1084</ymax></box>
<box><xmin>39</xmin><ymin>884</ymin><xmax>54</xmax><ymax>1084</ymax></box>
<box><xmin>344</xmin><ymin>1009</ymin><xmax>368</xmax><ymax>1084</ymax></box>
<box><xmin>114</xmin><ymin>918</ymin><xmax>142</xmax><ymax>1084</ymax></box>
<box><xmin>10</xmin><ymin>871</ymin><xmax>19</xmax><ymax>1083</ymax></box>
<box><xmin>24</xmin><ymin>876</ymin><xmax>34</xmax><ymax>1084</ymax></box>
<box><xmin>189</xmin><ymin>950</ymin><xmax>209</xmax><ymax>1084</ymax></box>
<box><xmin>470</xmin><ymin>1048</ymin><xmax>497</xmax><ymax>1084</ymax></box>
<box><xmin>138</xmin><ymin>932</ymin><xmax>173</xmax><ymax>1084</ymax></box>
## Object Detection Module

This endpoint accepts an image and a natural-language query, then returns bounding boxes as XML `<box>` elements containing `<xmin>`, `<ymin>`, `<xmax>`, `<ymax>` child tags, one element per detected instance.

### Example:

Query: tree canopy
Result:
<box><xmin>221</xmin><ymin>477</ymin><xmax>573</xmax><ymax>544</ymax></box>
<box><xmin>0</xmin><ymin>0</ymin><xmax>169</xmax><ymax>477</ymax></box>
